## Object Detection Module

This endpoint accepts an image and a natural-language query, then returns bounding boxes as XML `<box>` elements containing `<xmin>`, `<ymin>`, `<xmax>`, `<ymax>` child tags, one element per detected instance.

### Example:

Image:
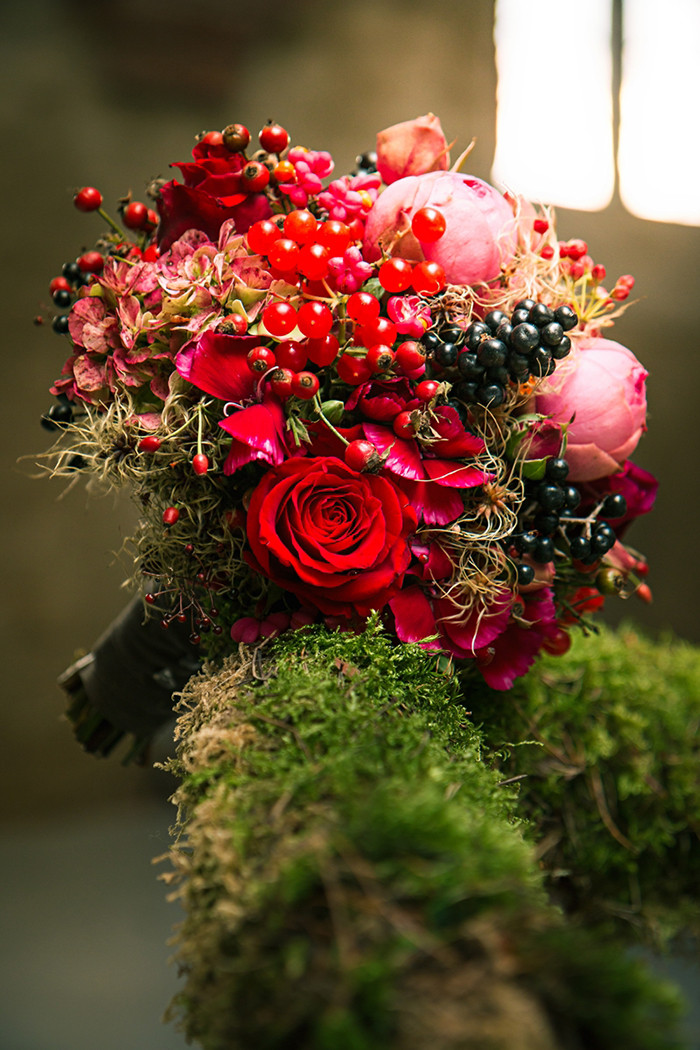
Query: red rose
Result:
<box><xmin>156</xmin><ymin>136</ymin><xmax>272</xmax><ymax>251</ymax></box>
<box><xmin>245</xmin><ymin>457</ymin><xmax>417</xmax><ymax>618</ymax></box>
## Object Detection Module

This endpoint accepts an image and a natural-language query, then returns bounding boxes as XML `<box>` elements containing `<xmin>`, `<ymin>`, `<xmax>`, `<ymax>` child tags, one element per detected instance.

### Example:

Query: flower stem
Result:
<box><xmin>313</xmin><ymin>393</ymin><xmax>349</xmax><ymax>446</ymax></box>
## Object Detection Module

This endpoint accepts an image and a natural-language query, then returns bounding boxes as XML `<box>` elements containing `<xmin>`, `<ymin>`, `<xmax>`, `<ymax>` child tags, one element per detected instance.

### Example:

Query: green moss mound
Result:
<box><xmin>471</xmin><ymin>624</ymin><xmax>700</xmax><ymax>942</ymax></box>
<box><xmin>163</xmin><ymin>622</ymin><xmax>689</xmax><ymax>1049</ymax></box>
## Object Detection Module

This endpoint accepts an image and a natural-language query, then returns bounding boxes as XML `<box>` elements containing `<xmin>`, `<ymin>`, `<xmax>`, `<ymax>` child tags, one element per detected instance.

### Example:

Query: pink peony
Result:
<box><xmin>536</xmin><ymin>337</ymin><xmax>648</xmax><ymax>482</ymax></box>
<box><xmin>376</xmin><ymin>114</ymin><xmax>450</xmax><ymax>184</ymax></box>
<box><xmin>363</xmin><ymin>170</ymin><xmax>517</xmax><ymax>286</ymax></box>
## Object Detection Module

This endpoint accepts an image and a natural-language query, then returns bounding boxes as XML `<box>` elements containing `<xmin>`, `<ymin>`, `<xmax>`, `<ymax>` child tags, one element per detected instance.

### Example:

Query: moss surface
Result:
<box><xmin>163</xmin><ymin>621</ymin><xmax>691</xmax><ymax>1049</ymax></box>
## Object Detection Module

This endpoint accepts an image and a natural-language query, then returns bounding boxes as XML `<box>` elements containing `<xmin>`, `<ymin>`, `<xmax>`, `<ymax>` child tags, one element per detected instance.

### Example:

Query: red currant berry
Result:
<box><xmin>247</xmin><ymin>345</ymin><xmax>277</xmax><ymax>373</ymax></box>
<box><xmin>411</xmin><ymin>207</ymin><xmax>446</xmax><ymax>242</ymax></box>
<box><xmin>291</xmin><ymin>371</ymin><xmax>320</xmax><ymax>399</ymax></box>
<box><xmin>138</xmin><ymin>435</ymin><xmax>162</xmax><ymax>452</ymax></box>
<box><xmin>268</xmin><ymin>237</ymin><xmax>300</xmax><ymax>272</ymax></box>
<box><xmin>297</xmin><ymin>301</ymin><xmax>333</xmax><ymax>339</ymax></box>
<box><xmin>346</xmin><ymin>291</ymin><xmax>380</xmax><ymax>324</ymax></box>
<box><xmin>415</xmin><ymin>379</ymin><xmax>440</xmax><ymax>401</ymax></box>
<box><xmin>336</xmin><ymin>353</ymin><xmax>372</xmax><ymax>385</ymax></box>
<box><xmin>275</xmin><ymin>340</ymin><xmax>308</xmax><ymax>371</ymax></box>
<box><xmin>77</xmin><ymin>250</ymin><xmax>104</xmax><ymax>273</ymax></box>
<box><xmin>541</xmin><ymin>628</ymin><xmax>572</xmax><ymax>656</ymax></box>
<box><xmin>240</xmin><ymin>161</ymin><xmax>270</xmax><ymax>193</ymax></box>
<box><xmin>356</xmin><ymin>315</ymin><xmax>397</xmax><ymax>349</ymax></box>
<box><xmin>378</xmin><ymin>257</ymin><xmax>413</xmax><ymax>293</ymax></box>
<box><xmin>49</xmin><ymin>276</ymin><xmax>72</xmax><ymax>296</ymax></box>
<box><xmin>394</xmin><ymin>341</ymin><xmax>426</xmax><ymax>373</ymax></box>
<box><xmin>122</xmin><ymin>201</ymin><xmax>149</xmax><ymax>230</ymax></box>
<box><xmin>259</xmin><ymin>121</ymin><xmax>289</xmax><ymax>154</ymax></box>
<box><xmin>283</xmin><ymin>209</ymin><xmax>318</xmax><ymax>244</ymax></box>
<box><xmin>192</xmin><ymin>453</ymin><xmax>209</xmax><ymax>476</ymax></box>
<box><xmin>315</xmin><ymin>220</ymin><xmax>351</xmax><ymax>256</ymax></box>
<box><xmin>222</xmin><ymin>123</ymin><xmax>250</xmax><ymax>151</ymax></box>
<box><xmin>365</xmin><ymin>343</ymin><xmax>395</xmax><ymax>372</ymax></box>
<box><xmin>297</xmin><ymin>243</ymin><xmax>331</xmax><ymax>281</ymax></box>
<box><xmin>393</xmin><ymin>410</ymin><xmax>417</xmax><ymax>438</ymax></box>
<box><xmin>246</xmin><ymin>219</ymin><xmax>281</xmax><ymax>255</ymax></box>
<box><xmin>412</xmin><ymin>261</ymin><xmax>446</xmax><ymax>295</ymax></box>
<box><xmin>304</xmin><ymin>334</ymin><xmax>339</xmax><ymax>367</ymax></box>
<box><xmin>268</xmin><ymin>367</ymin><xmax>295</xmax><ymax>399</ymax></box>
<box><xmin>262</xmin><ymin>301</ymin><xmax>298</xmax><ymax>337</ymax></box>
<box><xmin>73</xmin><ymin>186</ymin><xmax>103</xmax><ymax>212</ymax></box>
<box><xmin>162</xmin><ymin>506</ymin><xmax>180</xmax><ymax>526</ymax></box>
<box><xmin>344</xmin><ymin>439</ymin><xmax>379</xmax><ymax>472</ymax></box>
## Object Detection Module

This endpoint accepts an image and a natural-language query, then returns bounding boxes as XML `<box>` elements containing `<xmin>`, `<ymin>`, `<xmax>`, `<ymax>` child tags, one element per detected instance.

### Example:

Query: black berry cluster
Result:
<box><xmin>508</xmin><ymin>457</ymin><xmax>628</xmax><ymax>584</ymax></box>
<box><xmin>423</xmin><ymin>299</ymin><xmax>578</xmax><ymax>408</ymax></box>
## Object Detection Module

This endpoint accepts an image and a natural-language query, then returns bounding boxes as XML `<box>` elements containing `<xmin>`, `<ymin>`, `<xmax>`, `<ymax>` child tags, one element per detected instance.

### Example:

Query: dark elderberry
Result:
<box><xmin>534</xmin><ymin>512</ymin><xmax>559</xmax><ymax>536</ymax></box>
<box><xmin>515</xmin><ymin>298</ymin><xmax>536</xmax><ymax>312</ymax></box>
<box><xmin>62</xmin><ymin>261</ymin><xmax>82</xmax><ymax>284</ymax></box>
<box><xmin>533</xmin><ymin>536</ymin><xmax>555</xmax><ymax>562</ymax></box>
<box><xmin>477</xmin><ymin>382</ymin><xmax>505</xmax><ymax>406</ymax></box>
<box><xmin>570</xmin><ymin>534</ymin><xmax>591</xmax><ymax>560</ymax></box>
<box><xmin>546</xmin><ymin>457</ymin><xmax>569</xmax><ymax>481</ymax></box>
<box><xmin>478</xmin><ymin>338</ymin><xmax>507</xmax><ymax>367</ymax></box>
<box><xmin>537</xmin><ymin>482</ymin><xmax>566</xmax><ymax>512</ymax></box>
<box><xmin>52</xmin><ymin>289</ymin><xmax>72</xmax><ymax>308</ymax></box>
<box><xmin>435</xmin><ymin>342</ymin><xmax>459</xmax><ymax>368</ymax></box>
<box><xmin>601</xmin><ymin>492</ymin><xmax>627</xmax><ymax>518</ymax></box>
<box><xmin>516</xmin><ymin>563</ymin><xmax>535</xmax><ymax>586</ymax></box>
<box><xmin>540</xmin><ymin>321</ymin><xmax>564</xmax><ymax>347</ymax></box>
<box><xmin>454</xmin><ymin>380</ymin><xmax>479</xmax><ymax>403</ymax></box>
<box><xmin>529</xmin><ymin>303</ymin><xmax>554</xmax><ymax>327</ymax></box>
<box><xmin>440</xmin><ymin>323</ymin><xmax>465</xmax><ymax>345</ymax></box>
<box><xmin>446</xmin><ymin>398</ymin><xmax>470</xmax><ymax>425</ymax></box>
<box><xmin>554</xmin><ymin>304</ymin><xmax>578</xmax><ymax>331</ymax></box>
<box><xmin>508</xmin><ymin>352</ymin><xmax>530</xmax><ymax>378</ymax></box>
<box><xmin>510</xmin><ymin>308</ymin><xmax>531</xmax><ymax>326</ymax></box>
<box><xmin>52</xmin><ymin>315</ymin><xmax>70</xmax><ymax>334</ymax></box>
<box><xmin>591</xmin><ymin>523</ymin><xmax>616</xmax><ymax>555</ymax></box>
<box><xmin>563</xmin><ymin>485</ymin><xmax>581</xmax><ymax>510</ymax></box>
<box><xmin>510</xmin><ymin>323</ymin><xmax>539</xmax><ymax>352</ymax></box>
<box><xmin>552</xmin><ymin>334</ymin><xmax>572</xmax><ymax>360</ymax></box>
<box><xmin>514</xmin><ymin>531</ymin><xmax>538</xmax><ymax>555</ymax></box>
<box><xmin>41</xmin><ymin>400</ymin><xmax>73</xmax><ymax>431</ymax></box>
<box><xmin>530</xmin><ymin>346</ymin><xmax>553</xmax><ymax>375</ymax></box>
<box><xmin>421</xmin><ymin>330</ymin><xmax>441</xmax><ymax>352</ymax></box>
<box><xmin>465</xmin><ymin>322</ymin><xmax>489</xmax><ymax>351</ymax></box>
<box><xmin>495</xmin><ymin>320</ymin><xmax>513</xmax><ymax>343</ymax></box>
<box><xmin>487</xmin><ymin>365</ymin><xmax>510</xmax><ymax>386</ymax></box>
<box><xmin>484</xmin><ymin>309</ymin><xmax>508</xmax><ymax>331</ymax></box>
<box><xmin>457</xmin><ymin>351</ymin><xmax>483</xmax><ymax>379</ymax></box>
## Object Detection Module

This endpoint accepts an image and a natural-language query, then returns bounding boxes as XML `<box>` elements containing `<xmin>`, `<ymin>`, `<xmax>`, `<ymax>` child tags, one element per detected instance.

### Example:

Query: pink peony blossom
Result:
<box><xmin>536</xmin><ymin>337</ymin><xmax>648</xmax><ymax>482</ymax></box>
<box><xmin>376</xmin><ymin>114</ymin><xmax>450</xmax><ymax>185</ymax></box>
<box><xmin>363</xmin><ymin>170</ymin><xmax>517</xmax><ymax>286</ymax></box>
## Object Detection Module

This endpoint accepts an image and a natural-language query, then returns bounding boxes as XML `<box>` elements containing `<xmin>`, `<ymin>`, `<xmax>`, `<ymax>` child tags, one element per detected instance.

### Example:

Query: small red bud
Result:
<box><xmin>162</xmin><ymin>506</ymin><xmax>180</xmax><ymax>526</ymax></box>
<box><xmin>192</xmin><ymin>453</ymin><xmax>209</xmax><ymax>476</ymax></box>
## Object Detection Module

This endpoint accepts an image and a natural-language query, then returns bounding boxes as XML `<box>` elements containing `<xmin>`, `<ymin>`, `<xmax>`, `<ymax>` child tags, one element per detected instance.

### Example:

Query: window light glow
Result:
<box><xmin>493</xmin><ymin>0</ymin><xmax>615</xmax><ymax>211</ymax></box>
<box><xmin>618</xmin><ymin>0</ymin><xmax>700</xmax><ymax>226</ymax></box>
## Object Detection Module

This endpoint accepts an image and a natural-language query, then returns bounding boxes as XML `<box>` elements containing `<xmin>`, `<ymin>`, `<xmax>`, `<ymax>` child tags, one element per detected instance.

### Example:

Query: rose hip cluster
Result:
<box><xmin>42</xmin><ymin>112</ymin><xmax>655</xmax><ymax>689</ymax></box>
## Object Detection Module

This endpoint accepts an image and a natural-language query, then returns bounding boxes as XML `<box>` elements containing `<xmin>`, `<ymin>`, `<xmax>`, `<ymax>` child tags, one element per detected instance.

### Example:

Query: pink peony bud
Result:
<box><xmin>536</xmin><ymin>337</ymin><xmax>648</xmax><ymax>482</ymax></box>
<box><xmin>363</xmin><ymin>170</ymin><xmax>517</xmax><ymax>286</ymax></box>
<box><xmin>376</xmin><ymin>114</ymin><xmax>450</xmax><ymax>184</ymax></box>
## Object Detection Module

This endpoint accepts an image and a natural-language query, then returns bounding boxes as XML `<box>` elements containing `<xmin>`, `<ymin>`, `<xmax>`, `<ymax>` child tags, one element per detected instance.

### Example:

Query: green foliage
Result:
<box><xmin>163</xmin><ymin>621</ymin><xmax>690</xmax><ymax>1049</ymax></box>
<box><xmin>470</xmin><ymin>623</ymin><xmax>700</xmax><ymax>942</ymax></box>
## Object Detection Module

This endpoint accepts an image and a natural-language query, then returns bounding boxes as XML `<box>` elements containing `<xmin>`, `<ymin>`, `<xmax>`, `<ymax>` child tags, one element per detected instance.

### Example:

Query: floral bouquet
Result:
<box><xmin>41</xmin><ymin>113</ymin><xmax>655</xmax><ymax>746</ymax></box>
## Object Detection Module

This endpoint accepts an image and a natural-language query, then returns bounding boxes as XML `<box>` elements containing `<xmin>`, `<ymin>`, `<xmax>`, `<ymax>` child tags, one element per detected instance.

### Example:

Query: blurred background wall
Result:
<box><xmin>1</xmin><ymin>1</ymin><xmax>698</xmax><ymax>1047</ymax></box>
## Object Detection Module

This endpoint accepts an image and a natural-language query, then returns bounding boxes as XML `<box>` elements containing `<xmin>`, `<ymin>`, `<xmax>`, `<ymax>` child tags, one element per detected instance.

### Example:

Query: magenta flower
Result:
<box><xmin>219</xmin><ymin>396</ymin><xmax>287</xmax><ymax>474</ymax></box>
<box><xmin>476</xmin><ymin>589</ymin><xmax>558</xmax><ymax>690</ymax></box>
<box><xmin>386</xmin><ymin>295</ymin><xmax>432</xmax><ymax>337</ymax></box>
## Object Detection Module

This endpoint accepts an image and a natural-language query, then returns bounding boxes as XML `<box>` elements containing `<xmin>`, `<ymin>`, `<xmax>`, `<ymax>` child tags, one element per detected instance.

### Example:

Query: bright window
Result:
<box><xmin>493</xmin><ymin>0</ymin><xmax>700</xmax><ymax>225</ymax></box>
